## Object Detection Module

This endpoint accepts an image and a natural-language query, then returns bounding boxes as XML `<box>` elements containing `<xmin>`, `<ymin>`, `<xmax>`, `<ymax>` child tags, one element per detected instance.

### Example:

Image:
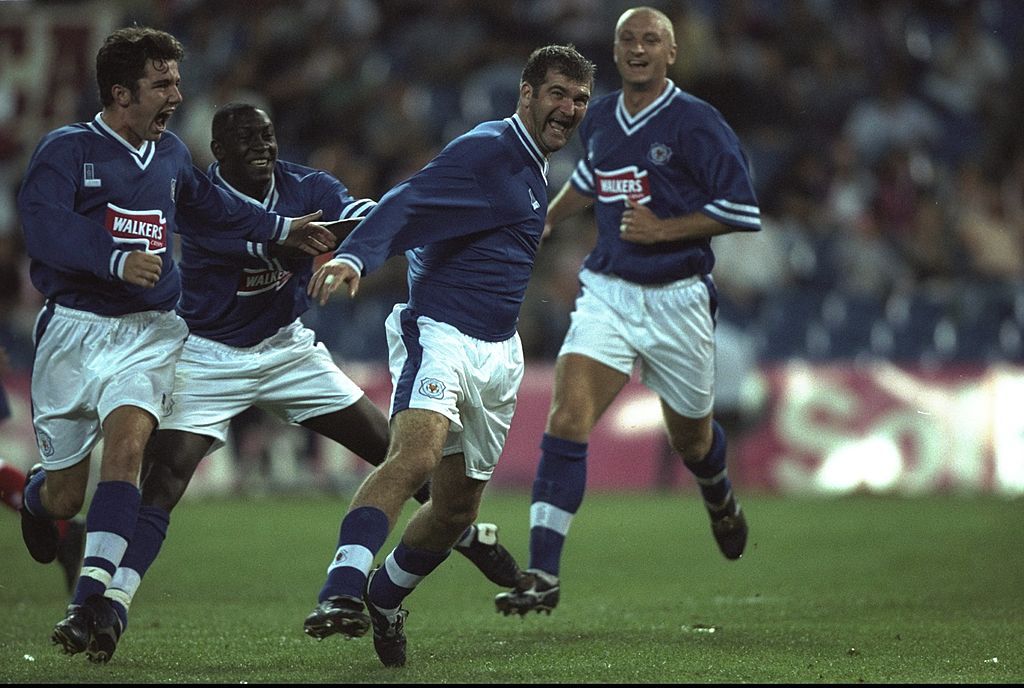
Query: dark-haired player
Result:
<box><xmin>93</xmin><ymin>103</ymin><xmax>522</xmax><ymax>662</ymax></box>
<box><xmin>496</xmin><ymin>6</ymin><xmax>759</xmax><ymax>617</ymax></box>
<box><xmin>16</xmin><ymin>26</ymin><xmax>333</xmax><ymax>663</ymax></box>
<box><xmin>305</xmin><ymin>43</ymin><xmax>595</xmax><ymax>668</ymax></box>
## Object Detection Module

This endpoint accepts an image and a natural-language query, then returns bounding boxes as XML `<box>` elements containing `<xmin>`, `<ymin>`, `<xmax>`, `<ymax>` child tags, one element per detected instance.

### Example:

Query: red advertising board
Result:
<box><xmin>3</xmin><ymin>362</ymin><xmax>1022</xmax><ymax>495</ymax></box>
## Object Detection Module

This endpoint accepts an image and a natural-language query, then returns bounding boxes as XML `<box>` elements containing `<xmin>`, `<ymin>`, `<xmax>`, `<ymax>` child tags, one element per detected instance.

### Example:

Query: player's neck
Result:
<box><xmin>621</xmin><ymin>78</ymin><xmax>669</xmax><ymax>116</ymax></box>
<box><xmin>100</xmin><ymin>109</ymin><xmax>144</xmax><ymax>150</ymax></box>
<box><xmin>223</xmin><ymin>175</ymin><xmax>270</xmax><ymax>202</ymax></box>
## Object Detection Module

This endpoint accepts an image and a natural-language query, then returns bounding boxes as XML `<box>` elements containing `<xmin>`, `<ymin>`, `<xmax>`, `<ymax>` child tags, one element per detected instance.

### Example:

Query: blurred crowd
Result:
<box><xmin>2</xmin><ymin>0</ymin><xmax>1024</xmax><ymax>373</ymax></box>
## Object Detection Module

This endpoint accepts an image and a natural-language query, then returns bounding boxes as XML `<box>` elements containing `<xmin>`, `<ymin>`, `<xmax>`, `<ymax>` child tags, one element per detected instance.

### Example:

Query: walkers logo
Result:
<box><xmin>105</xmin><ymin>203</ymin><xmax>167</xmax><ymax>253</ymax></box>
<box><xmin>594</xmin><ymin>166</ymin><xmax>651</xmax><ymax>204</ymax></box>
<box><xmin>237</xmin><ymin>267</ymin><xmax>292</xmax><ymax>296</ymax></box>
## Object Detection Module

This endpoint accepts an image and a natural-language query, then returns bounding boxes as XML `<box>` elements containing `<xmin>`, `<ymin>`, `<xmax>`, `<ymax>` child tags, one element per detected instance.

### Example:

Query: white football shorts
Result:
<box><xmin>385</xmin><ymin>304</ymin><xmax>524</xmax><ymax>481</ymax></box>
<box><xmin>31</xmin><ymin>304</ymin><xmax>188</xmax><ymax>471</ymax></box>
<box><xmin>159</xmin><ymin>319</ymin><xmax>366</xmax><ymax>454</ymax></box>
<box><xmin>558</xmin><ymin>268</ymin><xmax>716</xmax><ymax>418</ymax></box>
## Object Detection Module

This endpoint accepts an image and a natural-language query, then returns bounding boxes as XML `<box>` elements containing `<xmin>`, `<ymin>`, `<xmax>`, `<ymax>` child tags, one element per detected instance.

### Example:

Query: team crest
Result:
<box><xmin>37</xmin><ymin>431</ymin><xmax>55</xmax><ymax>458</ymax></box>
<box><xmin>418</xmin><ymin>377</ymin><xmax>446</xmax><ymax>400</ymax></box>
<box><xmin>647</xmin><ymin>142</ymin><xmax>672</xmax><ymax>166</ymax></box>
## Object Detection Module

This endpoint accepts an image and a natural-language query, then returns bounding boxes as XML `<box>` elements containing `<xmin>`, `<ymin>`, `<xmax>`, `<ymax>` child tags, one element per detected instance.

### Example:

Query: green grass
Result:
<box><xmin>2</xmin><ymin>491</ymin><xmax>1022</xmax><ymax>683</ymax></box>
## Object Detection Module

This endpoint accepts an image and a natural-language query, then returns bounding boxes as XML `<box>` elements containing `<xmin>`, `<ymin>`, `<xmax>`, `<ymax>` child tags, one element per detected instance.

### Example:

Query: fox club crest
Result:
<box><xmin>647</xmin><ymin>142</ymin><xmax>672</xmax><ymax>165</ymax></box>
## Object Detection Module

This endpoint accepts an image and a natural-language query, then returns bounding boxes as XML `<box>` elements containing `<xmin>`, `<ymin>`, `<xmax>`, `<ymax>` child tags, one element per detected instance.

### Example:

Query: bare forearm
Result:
<box><xmin>546</xmin><ymin>182</ymin><xmax>592</xmax><ymax>230</ymax></box>
<box><xmin>620</xmin><ymin>207</ymin><xmax>736</xmax><ymax>245</ymax></box>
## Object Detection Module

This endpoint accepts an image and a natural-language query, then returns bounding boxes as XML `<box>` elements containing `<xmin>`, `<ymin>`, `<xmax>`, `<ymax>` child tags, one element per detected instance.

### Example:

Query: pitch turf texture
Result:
<box><xmin>2</xmin><ymin>492</ymin><xmax>1021</xmax><ymax>684</ymax></box>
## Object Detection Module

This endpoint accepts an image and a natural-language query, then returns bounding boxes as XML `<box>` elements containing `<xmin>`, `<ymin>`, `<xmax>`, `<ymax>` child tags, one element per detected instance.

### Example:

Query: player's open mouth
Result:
<box><xmin>627</xmin><ymin>59</ymin><xmax>648</xmax><ymax>68</ymax></box>
<box><xmin>249</xmin><ymin>158</ymin><xmax>272</xmax><ymax>168</ymax></box>
<box><xmin>154</xmin><ymin>110</ymin><xmax>174</xmax><ymax>131</ymax></box>
<box><xmin>548</xmin><ymin>119</ymin><xmax>571</xmax><ymax>136</ymax></box>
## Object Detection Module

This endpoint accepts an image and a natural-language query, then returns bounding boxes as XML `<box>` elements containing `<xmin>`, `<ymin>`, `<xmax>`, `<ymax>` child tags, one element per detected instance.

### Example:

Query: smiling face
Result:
<box><xmin>613</xmin><ymin>8</ymin><xmax>677</xmax><ymax>90</ymax></box>
<box><xmin>518</xmin><ymin>67</ymin><xmax>591</xmax><ymax>157</ymax></box>
<box><xmin>117</xmin><ymin>58</ymin><xmax>182</xmax><ymax>147</ymax></box>
<box><xmin>211</xmin><ymin>108</ymin><xmax>277</xmax><ymax>200</ymax></box>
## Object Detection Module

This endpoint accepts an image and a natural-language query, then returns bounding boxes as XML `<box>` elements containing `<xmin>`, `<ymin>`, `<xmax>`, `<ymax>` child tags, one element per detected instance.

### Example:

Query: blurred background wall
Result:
<box><xmin>1</xmin><ymin>0</ymin><xmax>1022</xmax><ymax>496</ymax></box>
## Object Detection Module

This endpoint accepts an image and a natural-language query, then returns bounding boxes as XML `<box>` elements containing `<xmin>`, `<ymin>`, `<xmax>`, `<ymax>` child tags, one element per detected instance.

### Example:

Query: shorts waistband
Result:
<box><xmin>48</xmin><ymin>303</ymin><xmax>170</xmax><ymax>325</ymax></box>
<box><xmin>581</xmin><ymin>269</ymin><xmax>703</xmax><ymax>292</ymax></box>
<box><xmin>185</xmin><ymin>319</ymin><xmax>305</xmax><ymax>355</ymax></box>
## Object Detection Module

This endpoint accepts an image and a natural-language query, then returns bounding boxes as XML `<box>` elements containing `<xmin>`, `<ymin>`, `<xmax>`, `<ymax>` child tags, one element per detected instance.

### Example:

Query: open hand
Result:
<box><xmin>308</xmin><ymin>258</ymin><xmax>361</xmax><ymax>305</ymax></box>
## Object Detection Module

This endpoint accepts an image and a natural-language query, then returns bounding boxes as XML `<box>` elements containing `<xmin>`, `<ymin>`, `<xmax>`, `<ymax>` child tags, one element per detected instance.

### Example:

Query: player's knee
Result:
<box><xmin>430</xmin><ymin>499</ymin><xmax>478</xmax><ymax>537</ymax></box>
<box><xmin>380</xmin><ymin>450</ymin><xmax>437</xmax><ymax>497</ymax></box>
<box><xmin>46</xmin><ymin>490</ymin><xmax>86</xmax><ymax>519</ymax></box>
<box><xmin>546</xmin><ymin>404</ymin><xmax>595</xmax><ymax>442</ymax></box>
<box><xmin>673</xmin><ymin>433</ymin><xmax>713</xmax><ymax>465</ymax></box>
<box><xmin>140</xmin><ymin>464</ymin><xmax>189</xmax><ymax>511</ymax></box>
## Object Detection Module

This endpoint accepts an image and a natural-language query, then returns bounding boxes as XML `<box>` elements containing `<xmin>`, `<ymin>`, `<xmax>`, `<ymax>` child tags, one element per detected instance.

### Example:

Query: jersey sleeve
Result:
<box><xmin>17</xmin><ymin>137</ymin><xmax>120</xmax><ymax>281</ymax></box>
<box><xmin>175</xmin><ymin>164</ymin><xmax>292</xmax><ymax>242</ymax></box>
<box><xmin>333</xmin><ymin>157</ymin><xmax>496</xmax><ymax>276</ymax></box>
<box><xmin>186</xmin><ymin>175</ymin><xmax>379</xmax><ymax>263</ymax></box>
<box><xmin>568</xmin><ymin>121</ymin><xmax>596</xmax><ymax>198</ymax></box>
<box><xmin>683</xmin><ymin>110</ymin><xmax>761</xmax><ymax>231</ymax></box>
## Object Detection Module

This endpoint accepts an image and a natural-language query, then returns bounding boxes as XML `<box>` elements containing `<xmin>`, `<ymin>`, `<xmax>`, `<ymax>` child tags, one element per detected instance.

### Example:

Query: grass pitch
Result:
<box><xmin>1</xmin><ymin>491</ymin><xmax>1021</xmax><ymax>683</ymax></box>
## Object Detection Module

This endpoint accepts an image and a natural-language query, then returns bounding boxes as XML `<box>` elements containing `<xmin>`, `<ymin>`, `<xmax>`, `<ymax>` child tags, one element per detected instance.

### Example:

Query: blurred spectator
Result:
<box><xmin>923</xmin><ymin>2</ymin><xmax>1010</xmax><ymax>120</ymax></box>
<box><xmin>843</xmin><ymin>62</ymin><xmax>943</xmax><ymax>166</ymax></box>
<box><xmin>954</xmin><ymin>160</ymin><xmax>1024</xmax><ymax>283</ymax></box>
<box><xmin>0</xmin><ymin>0</ymin><xmax>1022</xmax><ymax>373</ymax></box>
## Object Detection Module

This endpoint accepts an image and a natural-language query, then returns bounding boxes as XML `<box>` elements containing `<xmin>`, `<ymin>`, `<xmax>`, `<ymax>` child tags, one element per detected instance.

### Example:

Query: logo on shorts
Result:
<box><xmin>161</xmin><ymin>393</ymin><xmax>175</xmax><ymax>417</ymax></box>
<box><xmin>418</xmin><ymin>377</ymin><xmax>446</xmax><ymax>399</ymax></box>
<box><xmin>36</xmin><ymin>431</ymin><xmax>55</xmax><ymax>457</ymax></box>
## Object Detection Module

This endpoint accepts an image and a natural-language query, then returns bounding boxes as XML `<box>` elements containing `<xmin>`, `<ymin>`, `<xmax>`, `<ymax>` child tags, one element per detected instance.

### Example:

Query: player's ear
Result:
<box><xmin>519</xmin><ymin>81</ymin><xmax>533</xmax><ymax>107</ymax></box>
<box><xmin>111</xmin><ymin>84</ymin><xmax>132</xmax><ymax>107</ymax></box>
<box><xmin>210</xmin><ymin>139</ymin><xmax>225</xmax><ymax>161</ymax></box>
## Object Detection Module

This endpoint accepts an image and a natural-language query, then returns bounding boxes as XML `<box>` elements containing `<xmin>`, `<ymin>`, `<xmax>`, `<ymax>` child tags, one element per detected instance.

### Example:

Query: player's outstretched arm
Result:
<box><xmin>308</xmin><ymin>258</ymin><xmax>361</xmax><ymax>305</ymax></box>
<box><xmin>281</xmin><ymin>211</ymin><xmax>338</xmax><ymax>256</ymax></box>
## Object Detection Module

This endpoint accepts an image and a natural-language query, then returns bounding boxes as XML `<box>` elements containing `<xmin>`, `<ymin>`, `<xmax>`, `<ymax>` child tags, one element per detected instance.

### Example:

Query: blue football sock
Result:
<box><xmin>319</xmin><ymin>506</ymin><xmax>389</xmax><ymax>602</ymax></box>
<box><xmin>367</xmin><ymin>542</ymin><xmax>450</xmax><ymax>611</ymax></box>
<box><xmin>73</xmin><ymin>481</ymin><xmax>140</xmax><ymax>606</ymax></box>
<box><xmin>106</xmin><ymin>504</ymin><xmax>171</xmax><ymax>631</ymax></box>
<box><xmin>23</xmin><ymin>469</ymin><xmax>51</xmax><ymax>519</ymax></box>
<box><xmin>684</xmin><ymin>421</ymin><xmax>734</xmax><ymax>512</ymax></box>
<box><xmin>528</xmin><ymin>434</ymin><xmax>588</xmax><ymax>576</ymax></box>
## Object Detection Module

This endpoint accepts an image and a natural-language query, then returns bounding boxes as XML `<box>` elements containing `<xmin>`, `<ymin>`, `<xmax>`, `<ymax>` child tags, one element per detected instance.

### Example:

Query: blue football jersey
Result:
<box><xmin>176</xmin><ymin>160</ymin><xmax>375</xmax><ymax>347</ymax></box>
<box><xmin>335</xmin><ymin>114</ymin><xmax>549</xmax><ymax>342</ymax></box>
<box><xmin>570</xmin><ymin>80</ymin><xmax>761</xmax><ymax>284</ymax></box>
<box><xmin>18</xmin><ymin>113</ymin><xmax>291</xmax><ymax>316</ymax></box>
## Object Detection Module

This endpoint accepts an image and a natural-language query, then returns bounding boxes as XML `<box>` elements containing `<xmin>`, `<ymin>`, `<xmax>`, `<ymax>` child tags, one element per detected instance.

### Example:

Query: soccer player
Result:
<box><xmin>495</xmin><ymin>7</ymin><xmax>760</xmax><ymax>617</ymax></box>
<box><xmin>16</xmin><ymin>26</ymin><xmax>334</xmax><ymax>663</ymax></box>
<box><xmin>85</xmin><ymin>103</ymin><xmax>522</xmax><ymax>661</ymax></box>
<box><xmin>0</xmin><ymin>345</ymin><xmax>85</xmax><ymax>593</ymax></box>
<box><xmin>303</xmin><ymin>44</ymin><xmax>595</xmax><ymax>667</ymax></box>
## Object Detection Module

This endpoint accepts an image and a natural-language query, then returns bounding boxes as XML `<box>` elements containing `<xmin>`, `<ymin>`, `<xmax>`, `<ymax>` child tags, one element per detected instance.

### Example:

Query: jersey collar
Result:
<box><xmin>615</xmin><ymin>79</ymin><xmax>679</xmax><ymax>136</ymax></box>
<box><xmin>507</xmin><ymin>113</ymin><xmax>549</xmax><ymax>182</ymax></box>
<box><xmin>90</xmin><ymin>112</ymin><xmax>156</xmax><ymax>170</ymax></box>
<box><xmin>210</xmin><ymin>162</ymin><xmax>279</xmax><ymax>211</ymax></box>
